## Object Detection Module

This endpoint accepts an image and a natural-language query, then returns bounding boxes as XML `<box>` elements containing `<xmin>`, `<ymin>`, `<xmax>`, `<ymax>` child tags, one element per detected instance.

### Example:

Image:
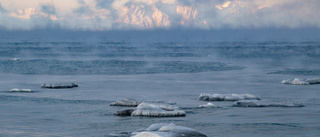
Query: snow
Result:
<box><xmin>281</xmin><ymin>78</ymin><xmax>320</xmax><ymax>85</ymax></box>
<box><xmin>198</xmin><ymin>93</ymin><xmax>260</xmax><ymax>101</ymax></box>
<box><xmin>11</xmin><ymin>58</ymin><xmax>20</xmax><ymax>61</ymax></box>
<box><xmin>131</xmin><ymin>123</ymin><xmax>207</xmax><ymax>137</ymax></box>
<box><xmin>9</xmin><ymin>88</ymin><xmax>32</xmax><ymax>92</ymax></box>
<box><xmin>131</xmin><ymin>102</ymin><xmax>186</xmax><ymax>117</ymax></box>
<box><xmin>233</xmin><ymin>99</ymin><xmax>304</xmax><ymax>107</ymax></box>
<box><xmin>199</xmin><ymin>102</ymin><xmax>221</xmax><ymax>108</ymax></box>
<box><xmin>110</xmin><ymin>98</ymin><xmax>142</xmax><ymax>107</ymax></box>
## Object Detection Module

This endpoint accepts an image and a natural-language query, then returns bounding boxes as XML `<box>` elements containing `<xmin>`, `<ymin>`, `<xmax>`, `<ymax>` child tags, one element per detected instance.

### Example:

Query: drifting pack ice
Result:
<box><xmin>281</xmin><ymin>78</ymin><xmax>320</xmax><ymax>85</ymax></box>
<box><xmin>41</xmin><ymin>83</ymin><xmax>78</xmax><ymax>89</ymax></box>
<box><xmin>115</xmin><ymin>102</ymin><xmax>185</xmax><ymax>117</ymax></box>
<box><xmin>198</xmin><ymin>93</ymin><xmax>260</xmax><ymax>101</ymax></box>
<box><xmin>130</xmin><ymin>123</ymin><xmax>207</xmax><ymax>137</ymax></box>
<box><xmin>9</xmin><ymin>88</ymin><xmax>32</xmax><ymax>93</ymax></box>
<box><xmin>233</xmin><ymin>99</ymin><xmax>304</xmax><ymax>107</ymax></box>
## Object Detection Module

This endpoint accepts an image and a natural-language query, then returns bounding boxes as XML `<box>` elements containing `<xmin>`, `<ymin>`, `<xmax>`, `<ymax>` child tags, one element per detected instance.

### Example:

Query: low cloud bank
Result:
<box><xmin>0</xmin><ymin>0</ymin><xmax>320</xmax><ymax>30</ymax></box>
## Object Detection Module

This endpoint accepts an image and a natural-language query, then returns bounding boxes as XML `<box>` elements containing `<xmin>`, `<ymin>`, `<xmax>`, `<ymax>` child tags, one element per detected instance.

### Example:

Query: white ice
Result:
<box><xmin>198</xmin><ymin>93</ymin><xmax>260</xmax><ymax>101</ymax></box>
<box><xmin>110</xmin><ymin>98</ymin><xmax>142</xmax><ymax>107</ymax></box>
<box><xmin>9</xmin><ymin>88</ymin><xmax>31</xmax><ymax>92</ymax></box>
<box><xmin>131</xmin><ymin>123</ymin><xmax>207</xmax><ymax>137</ymax></box>
<box><xmin>131</xmin><ymin>102</ymin><xmax>186</xmax><ymax>117</ymax></box>
<box><xmin>233</xmin><ymin>99</ymin><xmax>304</xmax><ymax>107</ymax></box>
<box><xmin>199</xmin><ymin>102</ymin><xmax>221</xmax><ymax>108</ymax></box>
<box><xmin>281</xmin><ymin>78</ymin><xmax>320</xmax><ymax>85</ymax></box>
<box><xmin>11</xmin><ymin>58</ymin><xmax>19</xmax><ymax>61</ymax></box>
<box><xmin>306</xmin><ymin>78</ymin><xmax>320</xmax><ymax>84</ymax></box>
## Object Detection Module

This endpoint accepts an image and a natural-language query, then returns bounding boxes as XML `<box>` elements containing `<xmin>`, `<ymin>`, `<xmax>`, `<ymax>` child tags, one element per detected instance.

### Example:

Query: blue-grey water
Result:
<box><xmin>0</xmin><ymin>40</ymin><xmax>320</xmax><ymax>136</ymax></box>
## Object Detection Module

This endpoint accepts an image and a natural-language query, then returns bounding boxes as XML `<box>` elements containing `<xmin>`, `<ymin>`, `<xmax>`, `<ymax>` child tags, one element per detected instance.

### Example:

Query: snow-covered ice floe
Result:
<box><xmin>199</xmin><ymin>102</ymin><xmax>221</xmax><ymax>108</ymax></box>
<box><xmin>130</xmin><ymin>123</ymin><xmax>207</xmax><ymax>137</ymax></box>
<box><xmin>131</xmin><ymin>102</ymin><xmax>186</xmax><ymax>117</ymax></box>
<box><xmin>110</xmin><ymin>98</ymin><xmax>142</xmax><ymax>107</ymax></box>
<box><xmin>281</xmin><ymin>78</ymin><xmax>320</xmax><ymax>85</ymax></box>
<box><xmin>115</xmin><ymin>102</ymin><xmax>185</xmax><ymax>117</ymax></box>
<box><xmin>110</xmin><ymin>98</ymin><xmax>176</xmax><ymax>107</ymax></box>
<box><xmin>41</xmin><ymin>83</ymin><xmax>78</xmax><ymax>89</ymax></box>
<box><xmin>233</xmin><ymin>99</ymin><xmax>304</xmax><ymax>107</ymax></box>
<box><xmin>9</xmin><ymin>88</ymin><xmax>32</xmax><ymax>92</ymax></box>
<box><xmin>198</xmin><ymin>93</ymin><xmax>260</xmax><ymax>101</ymax></box>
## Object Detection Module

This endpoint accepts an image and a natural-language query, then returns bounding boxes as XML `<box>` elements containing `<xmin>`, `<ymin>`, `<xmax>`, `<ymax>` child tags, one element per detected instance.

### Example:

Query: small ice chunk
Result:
<box><xmin>131</xmin><ymin>102</ymin><xmax>186</xmax><ymax>117</ymax></box>
<box><xmin>280</xmin><ymin>78</ymin><xmax>320</xmax><ymax>85</ymax></box>
<box><xmin>233</xmin><ymin>99</ymin><xmax>304</xmax><ymax>107</ymax></box>
<box><xmin>110</xmin><ymin>98</ymin><xmax>142</xmax><ymax>107</ymax></box>
<box><xmin>131</xmin><ymin>123</ymin><xmax>207</xmax><ymax>137</ymax></box>
<box><xmin>305</xmin><ymin>78</ymin><xmax>320</xmax><ymax>84</ymax></box>
<box><xmin>291</xmin><ymin>78</ymin><xmax>309</xmax><ymax>85</ymax></box>
<box><xmin>199</xmin><ymin>102</ymin><xmax>221</xmax><ymax>108</ymax></box>
<box><xmin>109</xmin><ymin>132</ymin><xmax>130</xmax><ymax>137</ymax></box>
<box><xmin>9</xmin><ymin>88</ymin><xmax>31</xmax><ymax>92</ymax></box>
<box><xmin>198</xmin><ymin>93</ymin><xmax>260</xmax><ymax>101</ymax></box>
<box><xmin>280</xmin><ymin>79</ymin><xmax>291</xmax><ymax>84</ymax></box>
<box><xmin>41</xmin><ymin>83</ymin><xmax>78</xmax><ymax>89</ymax></box>
<box><xmin>11</xmin><ymin>58</ymin><xmax>19</xmax><ymax>61</ymax></box>
<box><xmin>110</xmin><ymin>99</ymin><xmax>176</xmax><ymax>107</ymax></box>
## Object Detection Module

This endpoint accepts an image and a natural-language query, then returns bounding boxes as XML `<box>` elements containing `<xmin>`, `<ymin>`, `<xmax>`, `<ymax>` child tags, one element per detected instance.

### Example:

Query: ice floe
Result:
<box><xmin>115</xmin><ymin>102</ymin><xmax>185</xmax><ymax>117</ymax></box>
<box><xmin>130</xmin><ymin>123</ymin><xmax>207</xmax><ymax>137</ymax></box>
<box><xmin>233</xmin><ymin>99</ymin><xmax>304</xmax><ymax>107</ymax></box>
<box><xmin>41</xmin><ymin>83</ymin><xmax>78</xmax><ymax>89</ymax></box>
<box><xmin>110</xmin><ymin>98</ymin><xmax>176</xmax><ymax>107</ymax></box>
<box><xmin>9</xmin><ymin>88</ymin><xmax>32</xmax><ymax>92</ymax></box>
<box><xmin>306</xmin><ymin>78</ymin><xmax>320</xmax><ymax>84</ymax></box>
<box><xmin>198</xmin><ymin>93</ymin><xmax>260</xmax><ymax>101</ymax></box>
<box><xmin>131</xmin><ymin>102</ymin><xmax>186</xmax><ymax>117</ymax></box>
<box><xmin>11</xmin><ymin>58</ymin><xmax>20</xmax><ymax>61</ymax></box>
<box><xmin>111</xmin><ymin>99</ymin><xmax>183</xmax><ymax>117</ymax></box>
<box><xmin>199</xmin><ymin>102</ymin><xmax>221</xmax><ymax>108</ymax></box>
<box><xmin>281</xmin><ymin>78</ymin><xmax>320</xmax><ymax>85</ymax></box>
<box><xmin>110</xmin><ymin>98</ymin><xmax>142</xmax><ymax>107</ymax></box>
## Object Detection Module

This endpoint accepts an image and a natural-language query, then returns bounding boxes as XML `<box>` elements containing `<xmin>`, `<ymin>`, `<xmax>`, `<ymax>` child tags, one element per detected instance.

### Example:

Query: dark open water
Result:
<box><xmin>0</xmin><ymin>41</ymin><xmax>320</xmax><ymax>136</ymax></box>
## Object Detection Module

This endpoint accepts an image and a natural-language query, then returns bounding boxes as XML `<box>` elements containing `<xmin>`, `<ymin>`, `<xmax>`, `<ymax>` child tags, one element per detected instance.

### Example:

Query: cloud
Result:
<box><xmin>41</xmin><ymin>4</ymin><xmax>56</xmax><ymax>15</ymax></box>
<box><xmin>0</xmin><ymin>0</ymin><xmax>319</xmax><ymax>30</ymax></box>
<box><xmin>0</xmin><ymin>3</ymin><xmax>6</xmax><ymax>14</ymax></box>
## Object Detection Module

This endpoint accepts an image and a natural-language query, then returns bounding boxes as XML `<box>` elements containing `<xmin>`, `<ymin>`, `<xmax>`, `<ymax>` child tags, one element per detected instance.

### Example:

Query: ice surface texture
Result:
<box><xmin>110</xmin><ymin>98</ymin><xmax>142</xmax><ymax>107</ymax></box>
<box><xmin>131</xmin><ymin>123</ymin><xmax>207</xmax><ymax>137</ymax></box>
<box><xmin>199</xmin><ymin>102</ymin><xmax>221</xmax><ymax>108</ymax></box>
<box><xmin>9</xmin><ymin>88</ymin><xmax>32</xmax><ymax>92</ymax></box>
<box><xmin>113</xmin><ymin>101</ymin><xmax>185</xmax><ymax>117</ymax></box>
<box><xmin>11</xmin><ymin>58</ymin><xmax>19</xmax><ymax>61</ymax></box>
<box><xmin>41</xmin><ymin>83</ymin><xmax>78</xmax><ymax>89</ymax></box>
<box><xmin>131</xmin><ymin>102</ymin><xmax>186</xmax><ymax>117</ymax></box>
<box><xmin>281</xmin><ymin>78</ymin><xmax>320</xmax><ymax>85</ymax></box>
<box><xmin>198</xmin><ymin>93</ymin><xmax>260</xmax><ymax>101</ymax></box>
<box><xmin>233</xmin><ymin>99</ymin><xmax>304</xmax><ymax>107</ymax></box>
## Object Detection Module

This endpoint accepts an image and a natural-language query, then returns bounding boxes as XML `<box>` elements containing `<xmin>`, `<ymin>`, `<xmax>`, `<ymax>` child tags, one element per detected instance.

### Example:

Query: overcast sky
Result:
<box><xmin>0</xmin><ymin>0</ymin><xmax>320</xmax><ymax>31</ymax></box>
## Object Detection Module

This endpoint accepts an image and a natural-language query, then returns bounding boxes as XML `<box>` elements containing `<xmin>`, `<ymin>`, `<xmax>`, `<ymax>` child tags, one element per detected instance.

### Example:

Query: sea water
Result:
<box><xmin>0</xmin><ymin>40</ymin><xmax>320</xmax><ymax>136</ymax></box>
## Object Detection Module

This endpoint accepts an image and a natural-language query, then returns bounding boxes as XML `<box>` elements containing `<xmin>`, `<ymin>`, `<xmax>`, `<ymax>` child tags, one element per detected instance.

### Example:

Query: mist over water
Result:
<box><xmin>0</xmin><ymin>31</ymin><xmax>320</xmax><ymax>136</ymax></box>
